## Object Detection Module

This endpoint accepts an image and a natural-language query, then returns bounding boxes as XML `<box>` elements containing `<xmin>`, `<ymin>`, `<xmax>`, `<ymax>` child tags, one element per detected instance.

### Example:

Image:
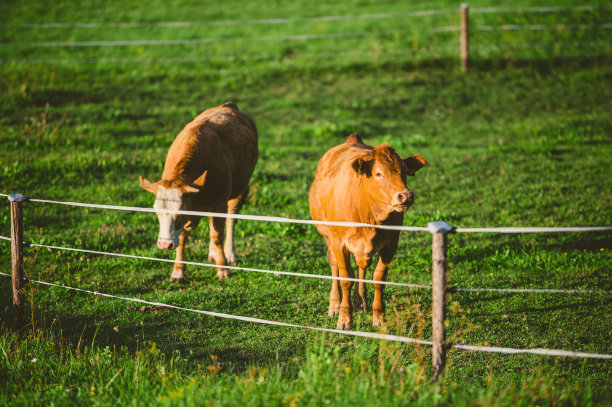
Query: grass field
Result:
<box><xmin>1</xmin><ymin>0</ymin><xmax>611</xmax><ymax>405</ymax></box>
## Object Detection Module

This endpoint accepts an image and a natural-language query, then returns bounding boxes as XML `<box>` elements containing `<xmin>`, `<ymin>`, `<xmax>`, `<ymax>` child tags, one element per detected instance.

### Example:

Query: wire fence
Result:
<box><xmin>1</xmin><ymin>270</ymin><xmax>610</xmax><ymax>360</ymax></box>
<box><xmin>1</xmin><ymin>194</ymin><xmax>611</xmax><ymax>362</ymax></box>
<box><xmin>0</xmin><ymin>6</ymin><xmax>608</xmax><ymax>29</ymax></box>
<box><xmin>1</xmin><ymin>5</ymin><xmax>610</xmax><ymax>65</ymax></box>
<box><xmin>2</xmin><ymin>25</ymin><xmax>610</xmax><ymax>48</ymax></box>
<box><xmin>1</xmin><ymin>234</ymin><xmax>608</xmax><ymax>295</ymax></box>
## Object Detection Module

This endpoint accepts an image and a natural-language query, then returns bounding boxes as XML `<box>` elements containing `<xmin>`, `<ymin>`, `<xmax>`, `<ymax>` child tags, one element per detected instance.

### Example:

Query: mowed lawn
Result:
<box><xmin>0</xmin><ymin>0</ymin><xmax>611</xmax><ymax>405</ymax></box>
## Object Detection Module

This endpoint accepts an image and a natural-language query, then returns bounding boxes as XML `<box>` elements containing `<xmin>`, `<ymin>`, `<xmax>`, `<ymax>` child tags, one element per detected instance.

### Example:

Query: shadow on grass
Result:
<box><xmin>0</xmin><ymin>280</ymin><xmax>310</xmax><ymax>372</ymax></box>
<box><xmin>450</xmin><ymin>232</ymin><xmax>612</xmax><ymax>264</ymax></box>
<box><xmin>460</xmin><ymin>291</ymin><xmax>611</xmax><ymax>317</ymax></box>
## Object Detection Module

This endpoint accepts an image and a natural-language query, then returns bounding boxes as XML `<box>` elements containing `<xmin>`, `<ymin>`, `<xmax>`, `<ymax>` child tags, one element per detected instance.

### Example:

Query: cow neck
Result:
<box><xmin>344</xmin><ymin>179</ymin><xmax>380</xmax><ymax>226</ymax></box>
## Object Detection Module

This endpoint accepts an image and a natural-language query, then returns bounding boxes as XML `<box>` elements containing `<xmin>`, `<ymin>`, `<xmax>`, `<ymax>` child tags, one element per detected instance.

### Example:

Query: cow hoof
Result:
<box><xmin>216</xmin><ymin>269</ymin><xmax>231</xmax><ymax>281</ymax></box>
<box><xmin>354</xmin><ymin>298</ymin><xmax>368</xmax><ymax>312</ymax></box>
<box><xmin>224</xmin><ymin>250</ymin><xmax>237</xmax><ymax>265</ymax></box>
<box><xmin>372</xmin><ymin>316</ymin><xmax>384</xmax><ymax>326</ymax></box>
<box><xmin>208</xmin><ymin>247</ymin><xmax>218</xmax><ymax>263</ymax></box>
<box><xmin>170</xmin><ymin>270</ymin><xmax>185</xmax><ymax>283</ymax></box>
<box><xmin>336</xmin><ymin>320</ymin><xmax>352</xmax><ymax>330</ymax></box>
<box><xmin>328</xmin><ymin>307</ymin><xmax>339</xmax><ymax>317</ymax></box>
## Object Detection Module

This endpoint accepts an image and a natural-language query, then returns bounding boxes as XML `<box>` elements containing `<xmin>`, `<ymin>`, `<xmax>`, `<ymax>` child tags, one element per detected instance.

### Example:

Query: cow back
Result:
<box><xmin>162</xmin><ymin>102</ymin><xmax>258</xmax><ymax>202</ymax></box>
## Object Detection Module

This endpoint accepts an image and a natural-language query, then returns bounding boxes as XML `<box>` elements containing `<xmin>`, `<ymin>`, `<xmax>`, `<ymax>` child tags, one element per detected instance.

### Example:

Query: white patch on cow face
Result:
<box><xmin>154</xmin><ymin>186</ymin><xmax>184</xmax><ymax>248</ymax></box>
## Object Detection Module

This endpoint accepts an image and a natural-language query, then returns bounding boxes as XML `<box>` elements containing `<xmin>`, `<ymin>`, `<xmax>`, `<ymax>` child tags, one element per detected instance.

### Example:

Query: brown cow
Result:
<box><xmin>309</xmin><ymin>133</ymin><xmax>426</xmax><ymax>329</ymax></box>
<box><xmin>140</xmin><ymin>102</ymin><xmax>258</xmax><ymax>282</ymax></box>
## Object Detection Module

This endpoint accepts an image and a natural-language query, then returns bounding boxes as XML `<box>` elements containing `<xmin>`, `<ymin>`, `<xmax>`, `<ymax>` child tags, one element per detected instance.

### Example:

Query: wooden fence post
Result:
<box><xmin>460</xmin><ymin>3</ymin><xmax>470</xmax><ymax>72</ymax></box>
<box><xmin>9</xmin><ymin>194</ymin><xmax>27</xmax><ymax>327</ymax></box>
<box><xmin>428</xmin><ymin>221</ymin><xmax>454</xmax><ymax>382</ymax></box>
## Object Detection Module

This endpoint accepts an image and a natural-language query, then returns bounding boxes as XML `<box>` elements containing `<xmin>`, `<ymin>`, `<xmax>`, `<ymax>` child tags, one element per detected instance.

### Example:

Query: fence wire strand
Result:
<box><xmin>3</xmin><ymin>194</ymin><xmax>611</xmax><ymax>234</ymax></box>
<box><xmin>24</xmin><ymin>196</ymin><xmax>431</xmax><ymax>232</ymax></box>
<box><xmin>0</xmin><ymin>235</ymin><xmax>609</xmax><ymax>295</ymax></box>
<box><xmin>3</xmin><ymin>238</ymin><xmax>431</xmax><ymax>289</ymax></box>
<box><xmin>2</xmin><ymin>24</ymin><xmax>611</xmax><ymax>48</ymax></box>
<box><xmin>3</xmin><ymin>43</ymin><xmax>611</xmax><ymax>66</ymax></box>
<box><xmin>0</xmin><ymin>9</ymin><xmax>458</xmax><ymax>29</ymax></box>
<box><xmin>0</xmin><ymin>6</ymin><xmax>607</xmax><ymax>29</ymax></box>
<box><xmin>0</xmin><ymin>271</ymin><xmax>610</xmax><ymax>360</ymax></box>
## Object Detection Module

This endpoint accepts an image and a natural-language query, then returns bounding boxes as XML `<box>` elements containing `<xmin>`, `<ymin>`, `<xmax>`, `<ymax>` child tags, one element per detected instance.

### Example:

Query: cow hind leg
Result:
<box><xmin>224</xmin><ymin>188</ymin><xmax>249</xmax><ymax>266</ymax></box>
<box><xmin>332</xmin><ymin>244</ymin><xmax>354</xmax><ymax>330</ymax></box>
<box><xmin>353</xmin><ymin>255</ymin><xmax>372</xmax><ymax>313</ymax></box>
<box><xmin>170</xmin><ymin>230</ymin><xmax>189</xmax><ymax>283</ymax></box>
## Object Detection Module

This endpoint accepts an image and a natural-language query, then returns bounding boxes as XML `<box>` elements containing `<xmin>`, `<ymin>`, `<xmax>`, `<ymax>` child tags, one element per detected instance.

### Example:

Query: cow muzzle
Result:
<box><xmin>392</xmin><ymin>190</ymin><xmax>414</xmax><ymax>212</ymax></box>
<box><xmin>157</xmin><ymin>240</ymin><xmax>175</xmax><ymax>250</ymax></box>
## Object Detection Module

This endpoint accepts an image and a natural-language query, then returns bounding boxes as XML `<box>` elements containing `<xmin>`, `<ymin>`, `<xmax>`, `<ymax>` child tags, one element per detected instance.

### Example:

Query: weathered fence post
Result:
<box><xmin>460</xmin><ymin>3</ymin><xmax>470</xmax><ymax>72</ymax></box>
<box><xmin>428</xmin><ymin>221</ymin><xmax>454</xmax><ymax>382</ymax></box>
<box><xmin>9</xmin><ymin>194</ymin><xmax>27</xmax><ymax>327</ymax></box>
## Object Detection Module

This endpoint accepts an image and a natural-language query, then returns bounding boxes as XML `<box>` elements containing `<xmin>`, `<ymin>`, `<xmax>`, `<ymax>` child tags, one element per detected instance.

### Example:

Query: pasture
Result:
<box><xmin>1</xmin><ymin>0</ymin><xmax>611</xmax><ymax>405</ymax></box>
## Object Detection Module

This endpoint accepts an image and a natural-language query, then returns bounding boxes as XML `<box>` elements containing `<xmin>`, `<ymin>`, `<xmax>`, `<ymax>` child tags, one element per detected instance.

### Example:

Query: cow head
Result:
<box><xmin>139</xmin><ymin>172</ymin><xmax>207</xmax><ymax>250</ymax></box>
<box><xmin>352</xmin><ymin>144</ymin><xmax>426</xmax><ymax>213</ymax></box>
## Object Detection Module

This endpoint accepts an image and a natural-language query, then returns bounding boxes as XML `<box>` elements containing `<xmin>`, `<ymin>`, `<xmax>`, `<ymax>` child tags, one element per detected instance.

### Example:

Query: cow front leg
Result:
<box><xmin>223</xmin><ymin>216</ymin><xmax>237</xmax><ymax>265</ymax></box>
<box><xmin>207</xmin><ymin>215</ymin><xmax>218</xmax><ymax>263</ymax></box>
<box><xmin>209</xmin><ymin>216</ymin><xmax>229</xmax><ymax>281</ymax></box>
<box><xmin>327</xmin><ymin>248</ymin><xmax>340</xmax><ymax>316</ymax></box>
<box><xmin>371</xmin><ymin>260</ymin><xmax>389</xmax><ymax>326</ymax></box>
<box><xmin>332</xmin><ymin>245</ymin><xmax>354</xmax><ymax>330</ymax></box>
<box><xmin>171</xmin><ymin>230</ymin><xmax>189</xmax><ymax>283</ymax></box>
<box><xmin>372</xmin><ymin>245</ymin><xmax>396</xmax><ymax>326</ymax></box>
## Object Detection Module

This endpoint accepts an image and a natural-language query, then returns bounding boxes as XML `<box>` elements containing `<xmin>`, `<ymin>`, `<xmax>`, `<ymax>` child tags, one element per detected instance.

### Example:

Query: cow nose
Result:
<box><xmin>158</xmin><ymin>240</ymin><xmax>175</xmax><ymax>250</ymax></box>
<box><xmin>396</xmin><ymin>190</ymin><xmax>414</xmax><ymax>205</ymax></box>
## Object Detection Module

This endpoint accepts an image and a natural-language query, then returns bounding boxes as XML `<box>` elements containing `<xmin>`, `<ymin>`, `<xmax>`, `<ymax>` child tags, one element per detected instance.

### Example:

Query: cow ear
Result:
<box><xmin>139</xmin><ymin>176</ymin><xmax>158</xmax><ymax>194</ymax></box>
<box><xmin>184</xmin><ymin>170</ymin><xmax>208</xmax><ymax>194</ymax></box>
<box><xmin>351</xmin><ymin>157</ymin><xmax>374</xmax><ymax>176</ymax></box>
<box><xmin>183</xmin><ymin>185</ymin><xmax>200</xmax><ymax>194</ymax></box>
<box><xmin>404</xmin><ymin>154</ymin><xmax>427</xmax><ymax>176</ymax></box>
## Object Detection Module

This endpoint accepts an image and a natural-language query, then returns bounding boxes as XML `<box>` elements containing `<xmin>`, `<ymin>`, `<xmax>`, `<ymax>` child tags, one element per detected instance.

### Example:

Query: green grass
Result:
<box><xmin>1</xmin><ymin>0</ymin><xmax>611</xmax><ymax>405</ymax></box>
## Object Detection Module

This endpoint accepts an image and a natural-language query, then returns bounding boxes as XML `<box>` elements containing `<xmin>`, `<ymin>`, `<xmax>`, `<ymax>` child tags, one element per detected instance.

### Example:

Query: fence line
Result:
<box><xmin>455</xmin><ymin>225</ymin><xmax>612</xmax><ymax>233</ymax></box>
<box><xmin>454</xmin><ymin>287</ymin><xmax>609</xmax><ymax>295</ymax></box>
<box><xmin>3</xmin><ymin>23</ymin><xmax>611</xmax><ymax>48</ymax></box>
<box><xmin>471</xmin><ymin>42</ymin><xmax>612</xmax><ymax>50</ymax></box>
<box><xmin>0</xmin><ymin>271</ymin><xmax>432</xmax><ymax>346</ymax></box>
<box><xmin>0</xmin><ymin>238</ymin><xmax>431</xmax><ymax>289</ymax></box>
<box><xmin>475</xmin><ymin>23</ymin><xmax>612</xmax><ymax>31</ymax></box>
<box><xmin>0</xmin><ymin>31</ymin><xmax>376</xmax><ymax>48</ymax></box>
<box><xmin>1</xmin><ymin>235</ymin><xmax>609</xmax><ymax>295</ymax></box>
<box><xmin>471</xmin><ymin>6</ymin><xmax>607</xmax><ymax>14</ymax></box>
<box><xmin>2</xmin><ymin>194</ymin><xmax>611</xmax><ymax>380</ymax></box>
<box><xmin>5</xmin><ymin>194</ymin><xmax>610</xmax><ymax>235</ymax></box>
<box><xmin>0</xmin><ymin>47</ymin><xmax>457</xmax><ymax>65</ymax></box>
<box><xmin>23</xmin><ymin>196</ymin><xmax>431</xmax><ymax>232</ymax></box>
<box><xmin>3</xmin><ymin>42</ymin><xmax>611</xmax><ymax>66</ymax></box>
<box><xmin>0</xmin><ymin>9</ymin><xmax>458</xmax><ymax>29</ymax></box>
<box><xmin>1</xmin><ymin>271</ymin><xmax>610</xmax><ymax>360</ymax></box>
<box><xmin>0</xmin><ymin>6</ymin><xmax>607</xmax><ymax>29</ymax></box>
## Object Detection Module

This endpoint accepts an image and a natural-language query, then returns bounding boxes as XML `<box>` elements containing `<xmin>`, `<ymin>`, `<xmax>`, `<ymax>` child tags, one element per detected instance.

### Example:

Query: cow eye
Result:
<box><xmin>374</xmin><ymin>171</ymin><xmax>383</xmax><ymax>178</ymax></box>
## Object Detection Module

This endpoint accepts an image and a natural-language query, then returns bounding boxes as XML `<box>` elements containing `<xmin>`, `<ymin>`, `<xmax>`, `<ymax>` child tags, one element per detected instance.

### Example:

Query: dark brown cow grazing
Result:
<box><xmin>140</xmin><ymin>102</ymin><xmax>258</xmax><ymax>282</ymax></box>
<box><xmin>309</xmin><ymin>134</ymin><xmax>426</xmax><ymax>329</ymax></box>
